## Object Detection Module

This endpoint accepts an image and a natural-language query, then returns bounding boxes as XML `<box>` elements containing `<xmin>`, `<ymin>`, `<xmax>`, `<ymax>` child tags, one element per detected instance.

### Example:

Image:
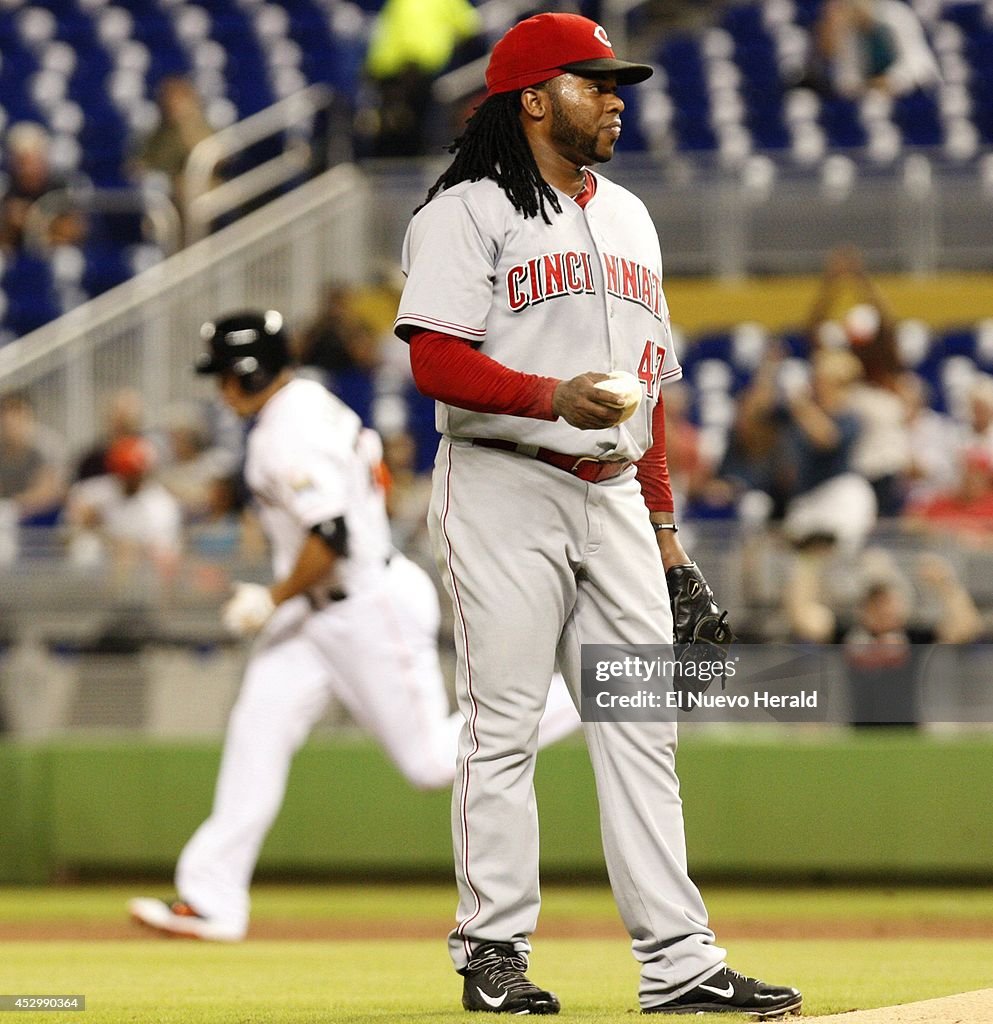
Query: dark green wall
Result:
<box><xmin>2</xmin><ymin>733</ymin><xmax>991</xmax><ymax>883</ymax></box>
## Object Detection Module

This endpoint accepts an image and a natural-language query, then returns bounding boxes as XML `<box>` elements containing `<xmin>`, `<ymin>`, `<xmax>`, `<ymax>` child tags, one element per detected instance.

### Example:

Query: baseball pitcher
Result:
<box><xmin>395</xmin><ymin>13</ymin><xmax>801</xmax><ymax>1018</ymax></box>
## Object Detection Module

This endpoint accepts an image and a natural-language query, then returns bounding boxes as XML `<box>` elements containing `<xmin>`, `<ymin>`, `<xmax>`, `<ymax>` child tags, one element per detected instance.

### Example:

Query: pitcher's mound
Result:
<box><xmin>801</xmin><ymin>988</ymin><xmax>993</xmax><ymax>1023</ymax></box>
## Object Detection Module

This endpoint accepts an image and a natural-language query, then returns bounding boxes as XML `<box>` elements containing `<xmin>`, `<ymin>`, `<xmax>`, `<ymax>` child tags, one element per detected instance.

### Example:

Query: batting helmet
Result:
<box><xmin>195</xmin><ymin>310</ymin><xmax>291</xmax><ymax>394</ymax></box>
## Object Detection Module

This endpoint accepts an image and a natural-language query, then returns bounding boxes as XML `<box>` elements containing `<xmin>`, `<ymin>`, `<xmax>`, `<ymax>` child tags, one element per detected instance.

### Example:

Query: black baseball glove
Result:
<box><xmin>665</xmin><ymin>562</ymin><xmax>737</xmax><ymax>701</ymax></box>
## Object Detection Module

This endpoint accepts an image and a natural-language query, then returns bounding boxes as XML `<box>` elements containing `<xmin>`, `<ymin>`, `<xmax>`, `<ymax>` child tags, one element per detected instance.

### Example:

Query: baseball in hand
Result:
<box><xmin>594</xmin><ymin>371</ymin><xmax>643</xmax><ymax>423</ymax></box>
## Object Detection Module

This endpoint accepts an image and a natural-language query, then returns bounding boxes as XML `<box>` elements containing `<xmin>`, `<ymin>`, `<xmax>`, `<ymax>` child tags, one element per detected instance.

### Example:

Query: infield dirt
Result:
<box><xmin>800</xmin><ymin>987</ymin><xmax>993</xmax><ymax>1023</ymax></box>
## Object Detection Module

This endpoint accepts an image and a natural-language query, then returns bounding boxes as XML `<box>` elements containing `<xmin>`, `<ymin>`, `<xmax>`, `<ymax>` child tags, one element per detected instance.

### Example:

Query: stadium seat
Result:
<box><xmin>893</xmin><ymin>91</ymin><xmax>943</xmax><ymax>146</ymax></box>
<box><xmin>0</xmin><ymin>253</ymin><xmax>62</xmax><ymax>336</ymax></box>
<box><xmin>615</xmin><ymin>85</ymin><xmax>649</xmax><ymax>153</ymax></box>
<box><xmin>657</xmin><ymin>36</ymin><xmax>718</xmax><ymax>151</ymax></box>
<box><xmin>2</xmin><ymin>0</ymin><xmax>992</xmax><ymax>347</ymax></box>
<box><xmin>80</xmin><ymin>237</ymin><xmax>139</xmax><ymax>297</ymax></box>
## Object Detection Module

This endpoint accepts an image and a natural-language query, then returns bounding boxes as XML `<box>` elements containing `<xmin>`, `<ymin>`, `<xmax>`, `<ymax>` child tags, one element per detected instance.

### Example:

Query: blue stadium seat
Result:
<box><xmin>80</xmin><ymin>241</ymin><xmax>131</xmax><ymax>297</ymax></box>
<box><xmin>615</xmin><ymin>85</ymin><xmax>648</xmax><ymax>152</ymax></box>
<box><xmin>1</xmin><ymin>254</ymin><xmax>62</xmax><ymax>336</ymax></box>
<box><xmin>0</xmin><ymin>24</ymin><xmax>43</xmax><ymax>124</ymax></box>
<box><xmin>940</xmin><ymin>329</ymin><xmax>979</xmax><ymax>361</ymax></box>
<box><xmin>780</xmin><ymin>332</ymin><xmax>811</xmax><ymax>359</ymax></box>
<box><xmin>680</xmin><ymin>332</ymin><xmax>735</xmax><ymax>385</ymax></box>
<box><xmin>819</xmin><ymin>96</ymin><xmax>867</xmax><ymax>148</ymax></box>
<box><xmin>942</xmin><ymin>2</ymin><xmax>986</xmax><ymax>34</ymax></box>
<box><xmin>721</xmin><ymin>4</ymin><xmax>765</xmax><ymax>39</ymax></box>
<box><xmin>915</xmin><ymin>333</ymin><xmax>959</xmax><ymax>410</ymax></box>
<box><xmin>77</xmin><ymin>103</ymin><xmax>130</xmax><ymax>187</ymax></box>
<box><xmin>657</xmin><ymin>37</ymin><xmax>717</xmax><ymax>151</ymax></box>
<box><xmin>734</xmin><ymin>30</ymin><xmax>790</xmax><ymax>149</ymax></box>
<box><xmin>128</xmin><ymin>1</ymin><xmax>192</xmax><ymax>83</ymax></box>
<box><xmin>328</xmin><ymin>367</ymin><xmax>375</xmax><ymax>431</ymax></box>
<box><xmin>791</xmin><ymin>0</ymin><xmax>823</xmax><ymax>29</ymax></box>
<box><xmin>404</xmin><ymin>383</ymin><xmax>441</xmax><ymax>473</ymax></box>
<box><xmin>288</xmin><ymin>1</ymin><xmax>367</xmax><ymax>104</ymax></box>
<box><xmin>893</xmin><ymin>90</ymin><xmax>943</xmax><ymax>146</ymax></box>
<box><xmin>207</xmin><ymin>4</ymin><xmax>275</xmax><ymax>117</ymax></box>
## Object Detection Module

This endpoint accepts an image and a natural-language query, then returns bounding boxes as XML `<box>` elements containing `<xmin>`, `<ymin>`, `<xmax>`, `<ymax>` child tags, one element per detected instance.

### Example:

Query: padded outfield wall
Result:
<box><xmin>1</xmin><ymin>733</ymin><xmax>990</xmax><ymax>883</ymax></box>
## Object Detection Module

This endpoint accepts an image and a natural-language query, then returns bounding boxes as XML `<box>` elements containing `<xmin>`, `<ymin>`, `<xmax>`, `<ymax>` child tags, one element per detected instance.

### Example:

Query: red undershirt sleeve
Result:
<box><xmin>408</xmin><ymin>329</ymin><xmax>559</xmax><ymax>420</ymax></box>
<box><xmin>408</xmin><ymin>318</ymin><xmax>672</xmax><ymax>510</ymax></box>
<box><xmin>635</xmin><ymin>396</ymin><xmax>675</xmax><ymax>513</ymax></box>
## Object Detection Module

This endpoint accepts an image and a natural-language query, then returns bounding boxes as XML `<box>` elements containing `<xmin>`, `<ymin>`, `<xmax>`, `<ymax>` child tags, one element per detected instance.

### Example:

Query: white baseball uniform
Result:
<box><xmin>396</xmin><ymin>172</ymin><xmax>726</xmax><ymax>1007</ymax></box>
<box><xmin>174</xmin><ymin>376</ymin><xmax>580</xmax><ymax>938</ymax></box>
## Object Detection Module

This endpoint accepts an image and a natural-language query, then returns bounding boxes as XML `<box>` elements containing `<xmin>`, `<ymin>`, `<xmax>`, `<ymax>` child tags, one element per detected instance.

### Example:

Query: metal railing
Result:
<box><xmin>360</xmin><ymin>151</ymin><xmax>993</xmax><ymax>280</ymax></box>
<box><xmin>183</xmin><ymin>83</ymin><xmax>339</xmax><ymax>245</ymax></box>
<box><xmin>0</xmin><ymin>162</ymin><xmax>371</xmax><ymax>447</ymax></box>
<box><xmin>1</xmin><ymin>519</ymin><xmax>990</xmax><ymax>737</ymax></box>
<box><xmin>23</xmin><ymin>186</ymin><xmax>183</xmax><ymax>257</ymax></box>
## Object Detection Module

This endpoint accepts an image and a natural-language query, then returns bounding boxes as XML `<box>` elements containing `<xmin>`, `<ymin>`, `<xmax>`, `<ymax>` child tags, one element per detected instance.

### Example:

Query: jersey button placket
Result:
<box><xmin>583</xmin><ymin>212</ymin><xmax>615</xmax><ymax>365</ymax></box>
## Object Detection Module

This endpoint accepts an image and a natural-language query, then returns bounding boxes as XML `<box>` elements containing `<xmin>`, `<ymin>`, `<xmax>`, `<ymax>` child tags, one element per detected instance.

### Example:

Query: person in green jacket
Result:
<box><xmin>364</xmin><ymin>0</ymin><xmax>482</xmax><ymax>156</ymax></box>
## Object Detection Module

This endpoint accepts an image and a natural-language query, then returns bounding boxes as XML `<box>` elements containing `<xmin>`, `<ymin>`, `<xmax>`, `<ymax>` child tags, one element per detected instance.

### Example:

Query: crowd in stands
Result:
<box><xmin>0</xmin><ymin>2</ymin><xmax>989</xmax><ymax>669</ymax></box>
<box><xmin>2</xmin><ymin>245</ymin><xmax>992</xmax><ymax>585</ymax></box>
<box><xmin>0</xmin><ymin>0</ymin><xmax>959</xmax><ymax>311</ymax></box>
<box><xmin>798</xmin><ymin>0</ymin><xmax>940</xmax><ymax>99</ymax></box>
<box><xmin>668</xmin><ymin>248</ymin><xmax>993</xmax><ymax>554</ymax></box>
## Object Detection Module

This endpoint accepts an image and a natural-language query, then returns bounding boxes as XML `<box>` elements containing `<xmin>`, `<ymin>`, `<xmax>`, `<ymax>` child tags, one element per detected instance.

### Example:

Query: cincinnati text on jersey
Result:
<box><xmin>505</xmin><ymin>251</ymin><xmax>664</xmax><ymax>322</ymax></box>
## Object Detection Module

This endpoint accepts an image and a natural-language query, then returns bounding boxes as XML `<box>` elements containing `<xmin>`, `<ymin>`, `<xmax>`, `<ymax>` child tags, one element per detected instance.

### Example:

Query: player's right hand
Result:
<box><xmin>222</xmin><ymin>581</ymin><xmax>276</xmax><ymax>636</ymax></box>
<box><xmin>552</xmin><ymin>372</ymin><xmax>628</xmax><ymax>429</ymax></box>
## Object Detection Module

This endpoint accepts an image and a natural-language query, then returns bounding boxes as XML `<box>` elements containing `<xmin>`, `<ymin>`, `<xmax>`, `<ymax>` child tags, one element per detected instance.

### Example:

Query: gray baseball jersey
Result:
<box><xmin>396</xmin><ymin>173</ymin><xmax>681</xmax><ymax>461</ymax></box>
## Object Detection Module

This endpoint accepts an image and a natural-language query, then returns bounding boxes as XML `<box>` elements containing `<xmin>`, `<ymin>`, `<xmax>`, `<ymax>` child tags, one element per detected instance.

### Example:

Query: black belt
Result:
<box><xmin>307</xmin><ymin>587</ymin><xmax>347</xmax><ymax>610</ymax></box>
<box><xmin>470</xmin><ymin>438</ymin><xmax>632</xmax><ymax>483</ymax></box>
<box><xmin>308</xmin><ymin>553</ymin><xmax>394</xmax><ymax>609</ymax></box>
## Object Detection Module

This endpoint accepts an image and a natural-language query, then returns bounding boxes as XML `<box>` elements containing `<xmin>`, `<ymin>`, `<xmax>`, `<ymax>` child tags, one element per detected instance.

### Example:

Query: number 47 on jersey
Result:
<box><xmin>637</xmin><ymin>340</ymin><xmax>668</xmax><ymax>399</ymax></box>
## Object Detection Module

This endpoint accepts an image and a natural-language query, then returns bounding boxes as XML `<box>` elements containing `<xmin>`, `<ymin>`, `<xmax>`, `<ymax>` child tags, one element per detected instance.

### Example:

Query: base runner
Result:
<box><xmin>128</xmin><ymin>310</ymin><xmax>579</xmax><ymax>942</ymax></box>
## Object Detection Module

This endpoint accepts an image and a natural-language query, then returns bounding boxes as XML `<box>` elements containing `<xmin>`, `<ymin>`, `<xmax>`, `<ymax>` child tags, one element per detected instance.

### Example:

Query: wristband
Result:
<box><xmin>652</xmin><ymin>522</ymin><xmax>679</xmax><ymax>533</ymax></box>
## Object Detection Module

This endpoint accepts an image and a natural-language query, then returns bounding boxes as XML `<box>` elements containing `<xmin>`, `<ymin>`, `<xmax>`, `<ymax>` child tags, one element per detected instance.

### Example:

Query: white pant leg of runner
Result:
<box><xmin>178</xmin><ymin>546</ymin><xmax>581</xmax><ymax>937</ymax></box>
<box><xmin>306</xmin><ymin>553</ymin><xmax>462</xmax><ymax>791</ymax></box>
<box><xmin>557</xmin><ymin>469</ymin><xmax>727</xmax><ymax>1007</ymax></box>
<box><xmin>539</xmin><ymin>671</ymin><xmax>582</xmax><ymax>746</ymax></box>
<box><xmin>176</xmin><ymin>599</ymin><xmax>332</xmax><ymax>935</ymax></box>
<box><xmin>309</xmin><ymin>553</ymin><xmax>580</xmax><ymax>791</ymax></box>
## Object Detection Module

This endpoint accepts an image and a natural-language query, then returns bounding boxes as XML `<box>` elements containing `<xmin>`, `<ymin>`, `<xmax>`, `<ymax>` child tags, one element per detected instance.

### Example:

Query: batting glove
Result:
<box><xmin>222</xmin><ymin>581</ymin><xmax>276</xmax><ymax>637</ymax></box>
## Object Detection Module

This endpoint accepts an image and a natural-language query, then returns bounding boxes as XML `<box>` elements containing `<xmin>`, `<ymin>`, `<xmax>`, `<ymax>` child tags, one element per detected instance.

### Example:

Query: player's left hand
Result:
<box><xmin>666</xmin><ymin>562</ymin><xmax>736</xmax><ymax>650</ymax></box>
<box><xmin>665</xmin><ymin>563</ymin><xmax>737</xmax><ymax>703</ymax></box>
<box><xmin>222</xmin><ymin>581</ymin><xmax>276</xmax><ymax>636</ymax></box>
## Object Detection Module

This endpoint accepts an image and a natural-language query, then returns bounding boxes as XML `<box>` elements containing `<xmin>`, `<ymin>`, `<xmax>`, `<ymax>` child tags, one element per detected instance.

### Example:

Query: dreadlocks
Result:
<box><xmin>418</xmin><ymin>92</ymin><xmax>563</xmax><ymax>225</ymax></box>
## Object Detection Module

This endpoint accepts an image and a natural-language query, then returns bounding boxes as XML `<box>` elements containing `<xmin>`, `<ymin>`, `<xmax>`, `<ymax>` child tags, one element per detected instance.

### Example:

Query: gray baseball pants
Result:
<box><xmin>428</xmin><ymin>439</ymin><xmax>726</xmax><ymax>1007</ymax></box>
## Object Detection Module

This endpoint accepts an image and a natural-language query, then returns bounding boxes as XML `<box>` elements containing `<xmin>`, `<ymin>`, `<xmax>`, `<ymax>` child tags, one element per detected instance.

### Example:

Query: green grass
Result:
<box><xmin>1</xmin><ymin>885</ymin><xmax>992</xmax><ymax>1022</ymax></box>
<box><xmin>0</xmin><ymin>938</ymin><xmax>991</xmax><ymax>1023</ymax></box>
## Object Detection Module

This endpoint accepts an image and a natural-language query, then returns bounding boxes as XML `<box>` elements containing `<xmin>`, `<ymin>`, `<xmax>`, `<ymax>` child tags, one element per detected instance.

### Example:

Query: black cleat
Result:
<box><xmin>461</xmin><ymin>942</ymin><xmax>561</xmax><ymax>1014</ymax></box>
<box><xmin>642</xmin><ymin>966</ymin><xmax>802</xmax><ymax>1018</ymax></box>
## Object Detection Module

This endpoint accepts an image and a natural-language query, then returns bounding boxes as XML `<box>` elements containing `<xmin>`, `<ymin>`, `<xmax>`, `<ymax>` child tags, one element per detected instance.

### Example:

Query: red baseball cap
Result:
<box><xmin>485</xmin><ymin>13</ymin><xmax>654</xmax><ymax>96</ymax></box>
<box><xmin>105</xmin><ymin>436</ymin><xmax>155</xmax><ymax>478</ymax></box>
